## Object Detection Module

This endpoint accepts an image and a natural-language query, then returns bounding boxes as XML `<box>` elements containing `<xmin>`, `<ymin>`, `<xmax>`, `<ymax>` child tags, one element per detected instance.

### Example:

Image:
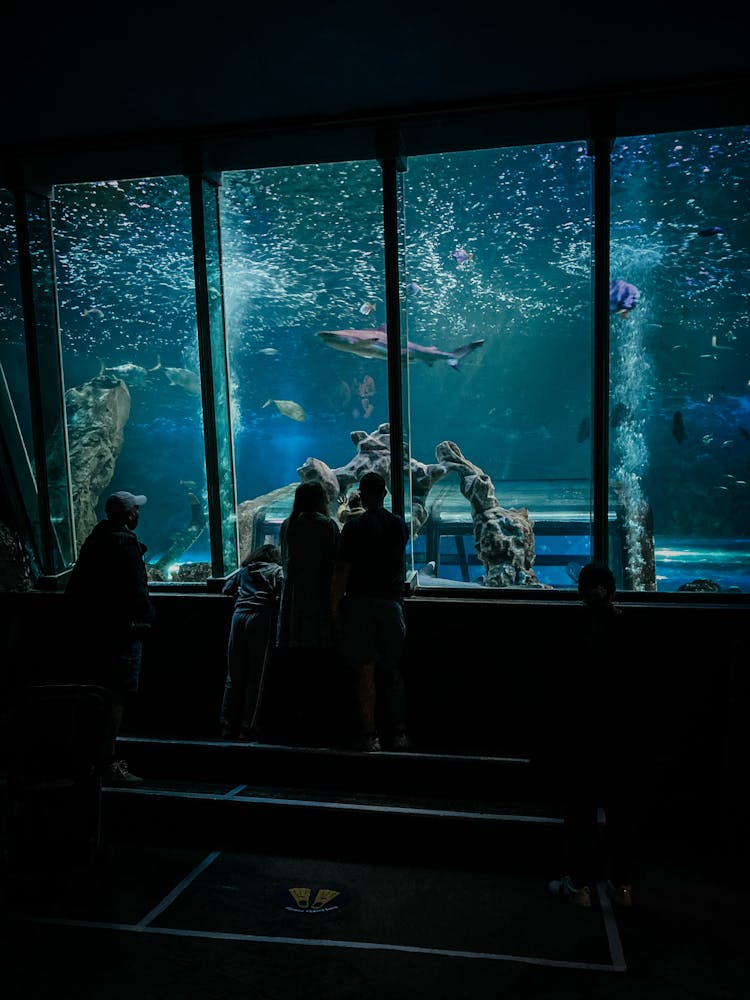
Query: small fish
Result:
<box><xmin>710</xmin><ymin>335</ymin><xmax>734</xmax><ymax>352</ymax></box>
<box><xmin>698</xmin><ymin>226</ymin><xmax>724</xmax><ymax>237</ymax></box>
<box><xmin>406</xmin><ymin>281</ymin><xmax>423</xmax><ymax>297</ymax></box>
<box><xmin>576</xmin><ymin>417</ymin><xmax>590</xmax><ymax>443</ymax></box>
<box><xmin>720</xmin><ymin>440</ymin><xmax>733</xmax><ymax>448</ymax></box>
<box><xmin>451</xmin><ymin>248</ymin><xmax>471</xmax><ymax>265</ymax></box>
<box><xmin>701</xmin><ymin>434</ymin><xmax>713</xmax><ymax>445</ymax></box>
<box><xmin>672</xmin><ymin>411</ymin><xmax>687</xmax><ymax>444</ymax></box>
<box><xmin>263</xmin><ymin>398</ymin><xmax>306</xmax><ymax>422</ymax></box>
<box><xmin>257</xmin><ymin>347</ymin><xmax>279</xmax><ymax>356</ymax></box>
<box><xmin>81</xmin><ymin>307</ymin><xmax>104</xmax><ymax>318</ymax></box>
<box><xmin>359</xmin><ymin>301</ymin><xmax>377</xmax><ymax>316</ymax></box>
<box><xmin>98</xmin><ymin>356</ymin><xmax>161</xmax><ymax>386</ymax></box>
<box><xmin>609</xmin><ymin>279</ymin><xmax>640</xmax><ymax>317</ymax></box>
<box><xmin>164</xmin><ymin>365</ymin><xmax>201</xmax><ymax>395</ymax></box>
<box><xmin>610</xmin><ymin>402</ymin><xmax>629</xmax><ymax>428</ymax></box>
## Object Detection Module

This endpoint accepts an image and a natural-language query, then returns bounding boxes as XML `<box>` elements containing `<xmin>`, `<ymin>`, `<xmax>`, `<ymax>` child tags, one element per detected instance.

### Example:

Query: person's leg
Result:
<box><xmin>375</xmin><ymin>600</ymin><xmax>408</xmax><ymax>747</ymax></box>
<box><xmin>104</xmin><ymin>638</ymin><xmax>143</xmax><ymax>785</ymax></box>
<box><xmin>220</xmin><ymin>616</ymin><xmax>243</xmax><ymax>736</ymax></box>
<box><xmin>356</xmin><ymin>660</ymin><xmax>377</xmax><ymax>738</ymax></box>
<box><xmin>240</xmin><ymin>614</ymin><xmax>269</xmax><ymax>739</ymax></box>
<box><xmin>342</xmin><ymin>597</ymin><xmax>379</xmax><ymax>748</ymax></box>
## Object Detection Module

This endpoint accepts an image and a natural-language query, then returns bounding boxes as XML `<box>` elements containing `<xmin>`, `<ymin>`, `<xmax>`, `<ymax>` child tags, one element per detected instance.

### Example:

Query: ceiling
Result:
<box><xmin>5</xmin><ymin>5</ymin><xmax>750</xmax><ymax>154</ymax></box>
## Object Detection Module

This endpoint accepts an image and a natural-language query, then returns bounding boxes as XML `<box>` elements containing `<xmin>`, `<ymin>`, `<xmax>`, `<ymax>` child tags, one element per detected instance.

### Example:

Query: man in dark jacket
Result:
<box><xmin>65</xmin><ymin>490</ymin><xmax>155</xmax><ymax>785</ymax></box>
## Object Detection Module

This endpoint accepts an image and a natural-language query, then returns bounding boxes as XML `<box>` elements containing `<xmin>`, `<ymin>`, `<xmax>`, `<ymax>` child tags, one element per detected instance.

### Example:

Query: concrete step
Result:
<box><xmin>104</xmin><ymin>737</ymin><xmax>563</xmax><ymax>867</ymax></box>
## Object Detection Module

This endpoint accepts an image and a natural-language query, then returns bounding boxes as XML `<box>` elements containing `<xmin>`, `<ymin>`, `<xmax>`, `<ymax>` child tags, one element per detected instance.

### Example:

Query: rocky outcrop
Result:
<box><xmin>297</xmin><ymin>422</ymin><xmax>541</xmax><ymax>588</ymax></box>
<box><xmin>63</xmin><ymin>373</ymin><xmax>131</xmax><ymax>547</ymax></box>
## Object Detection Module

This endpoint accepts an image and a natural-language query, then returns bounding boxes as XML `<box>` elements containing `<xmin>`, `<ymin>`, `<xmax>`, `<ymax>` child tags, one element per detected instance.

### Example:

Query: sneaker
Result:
<box><xmin>105</xmin><ymin>760</ymin><xmax>143</xmax><ymax>786</ymax></box>
<box><xmin>238</xmin><ymin>727</ymin><xmax>261</xmax><ymax>743</ymax></box>
<box><xmin>358</xmin><ymin>733</ymin><xmax>382</xmax><ymax>752</ymax></box>
<box><xmin>606</xmin><ymin>881</ymin><xmax>634</xmax><ymax>907</ymax></box>
<box><xmin>548</xmin><ymin>875</ymin><xmax>591</xmax><ymax>908</ymax></box>
<box><xmin>391</xmin><ymin>731</ymin><xmax>413</xmax><ymax>751</ymax></box>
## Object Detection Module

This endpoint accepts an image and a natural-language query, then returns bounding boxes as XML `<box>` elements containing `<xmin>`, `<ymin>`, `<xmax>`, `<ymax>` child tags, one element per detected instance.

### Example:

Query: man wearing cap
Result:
<box><xmin>65</xmin><ymin>490</ymin><xmax>155</xmax><ymax>785</ymax></box>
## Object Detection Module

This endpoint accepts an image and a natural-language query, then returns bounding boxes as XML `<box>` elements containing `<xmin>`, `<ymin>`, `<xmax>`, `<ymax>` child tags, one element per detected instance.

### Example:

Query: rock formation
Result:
<box><xmin>62</xmin><ymin>373</ymin><xmax>132</xmax><ymax>548</ymax></box>
<box><xmin>297</xmin><ymin>423</ymin><xmax>541</xmax><ymax>588</ymax></box>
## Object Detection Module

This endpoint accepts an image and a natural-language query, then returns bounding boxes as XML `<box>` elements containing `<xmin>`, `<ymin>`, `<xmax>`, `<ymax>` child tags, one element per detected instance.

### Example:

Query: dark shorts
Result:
<box><xmin>110</xmin><ymin>637</ymin><xmax>143</xmax><ymax>696</ymax></box>
<box><xmin>340</xmin><ymin>596</ymin><xmax>405</xmax><ymax>668</ymax></box>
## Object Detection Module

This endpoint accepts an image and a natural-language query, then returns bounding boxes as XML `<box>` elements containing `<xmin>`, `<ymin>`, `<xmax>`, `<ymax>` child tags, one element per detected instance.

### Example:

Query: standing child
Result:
<box><xmin>220</xmin><ymin>543</ymin><xmax>283</xmax><ymax>742</ymax></box>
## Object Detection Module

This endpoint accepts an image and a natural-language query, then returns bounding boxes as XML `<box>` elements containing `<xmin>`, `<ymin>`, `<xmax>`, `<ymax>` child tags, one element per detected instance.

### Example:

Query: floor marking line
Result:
<box><xmin>597</xmin><ymin>881</ymin><xmax>628</xmax><ymax>972</ymax></box>
<box><xmin>135</xmin><ymin>851</ymin><xmax>222</xmax><ymax>927</ymax></box>
<box><xmin>112</xmin><ymin>788</ymin><xmax>562</xmax><ymax>823</ymax></box>
<box><xmin>0</xmin><ymin>914</ymin><xmax>621</xmax><ymax>972</ymax></box>
<box><xmin>225</xmin><ymin>785</ymin><xmax>248</xmax><ymax>798</ymax></box>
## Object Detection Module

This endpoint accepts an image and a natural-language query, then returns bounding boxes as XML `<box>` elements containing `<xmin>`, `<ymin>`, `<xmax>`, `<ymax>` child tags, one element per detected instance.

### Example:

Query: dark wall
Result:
<box><xmin>2</xmin><ymin>590</ymin><xmax>747</xmax><ymax>852</ymax></box>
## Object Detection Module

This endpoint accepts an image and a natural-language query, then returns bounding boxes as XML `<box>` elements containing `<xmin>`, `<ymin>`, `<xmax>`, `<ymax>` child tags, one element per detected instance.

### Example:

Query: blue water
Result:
<box><xmin>1</xmin><ymin>132</ymin><xmax>749</xmax><ymax>592</ymax></box>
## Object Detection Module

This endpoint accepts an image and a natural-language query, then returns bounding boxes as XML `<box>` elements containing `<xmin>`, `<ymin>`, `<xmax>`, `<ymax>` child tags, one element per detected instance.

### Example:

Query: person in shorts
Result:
<box><xmin>331</xmin><ymin>471</ymin><xmax>411</xmax><ymax>752</ymax></box>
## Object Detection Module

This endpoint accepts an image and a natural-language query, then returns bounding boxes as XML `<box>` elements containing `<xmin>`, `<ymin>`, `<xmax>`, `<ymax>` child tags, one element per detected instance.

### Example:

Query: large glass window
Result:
<box><xmin>401</xmin><ymin>143</ymin><xmax>594</xmax><ymax>588</ymax></box>
<box><xmin>1</xmin><ymin>122</ymin><xmax>747</xmax><ymax>595</ymax></box>
<box><xmin>0</xmin><ymin>190</ymin><xmax>31</xmax><ymax>453</ymax></box>
<box><xmin>610</xmin><ymin>128</ymin><xmax>750</xmax><ymax>593</ymax></box>
<box><xmin>52</xmin><ymin>177</ymin><xmax>209</xmax><ymax>580</ymax></box>
<box><xmin>220</xmin><ymin>162</ymin><xmax>387</xmax><ymax>555</ymax></box>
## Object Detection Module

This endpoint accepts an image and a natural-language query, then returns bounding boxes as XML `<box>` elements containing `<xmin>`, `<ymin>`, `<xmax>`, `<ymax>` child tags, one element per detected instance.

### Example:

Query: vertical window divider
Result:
<box><xmin>591</xmin><ymin>132</ymin><xmax>612</xmax><ymax>567</ymax></box>
<box><xmin>187</xmin><ymin>165</ymin><xmax>239</xmax><ymax>579</ymax></box>
<box><xmin>14</xmin><ymin>182</ymin><xmax>75</xmax><ymax>581</ymax></box>
<box><xmin>379</xmin><ymin>133</ymin><xmax>408</xmax><ymax>520</ymax></box>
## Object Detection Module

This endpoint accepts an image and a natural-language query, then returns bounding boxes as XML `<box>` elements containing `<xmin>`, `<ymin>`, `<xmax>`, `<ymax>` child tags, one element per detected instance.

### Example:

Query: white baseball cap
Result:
<box><xmin>104</xmin><ymin>491</ymin><xmax>147</xmax><ymax>516</ymax></box>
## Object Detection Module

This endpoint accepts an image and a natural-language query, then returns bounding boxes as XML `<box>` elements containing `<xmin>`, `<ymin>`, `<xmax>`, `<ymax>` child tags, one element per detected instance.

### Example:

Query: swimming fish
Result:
<box><xmin>359</xmin><ymin>301</ymin><xmax>377</xmax><ymax>316</ymax></box>
<box><xmin>257</xmin><ymin>347</ymin><xmax>279</xmax><ymax>356</ymax></box>
<box><xmin>610</xmin><ymin>402</ymin><xmax>629</xmax><ymax>428</ymax></box>
<box><xmin>164</xmin><ymin>365</ymin><xmax>201</xmax><ymax>395</ymax></box>
<box><xmin>316</xmin><ymin>325</ymin><xmax>484</xmax><ymax>370</ymax></box>
<box><xmin>698</xmin><ymin>226</ymin><xmax>725</xmax><ymax>237</ymax></box>
<box><xmin>406</xmin><ymin>281</ymin><xmax>423</xmax><ymax>297</ymax></box>
<box><xmin>263</xmin><ymin>398</ymin><xmax>306</xmax><ymax>422</ymax></box>
<box><xmin>609</xmin><ymin>279</ymin><xmax>640</xmax><ymax>317</ymax></box>
<box><xmin>81</xmin><ymin>307</ymin><xmax>104</xmax><ymax>318</ymax></box>
<box><xmin>98</xmin><ymin>357</ymin><xmax>161</xmax><ymax>386</ymax></box>
<box><xmin>451</xmin><ymin>248</ymin><xmax>472</xmax><ymax>265</ymax></box>
<box><xmin>672</xmin><ymin>410</ymin><xmax>687</xmax><ymax>444</ymax></box>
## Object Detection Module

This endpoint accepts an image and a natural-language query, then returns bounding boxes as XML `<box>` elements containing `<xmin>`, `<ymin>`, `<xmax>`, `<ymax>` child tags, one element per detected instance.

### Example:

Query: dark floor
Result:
<box><xmin>0</xmin><ymin>821</ymin><xmax>745</xmax><ymax>999</ymax></box>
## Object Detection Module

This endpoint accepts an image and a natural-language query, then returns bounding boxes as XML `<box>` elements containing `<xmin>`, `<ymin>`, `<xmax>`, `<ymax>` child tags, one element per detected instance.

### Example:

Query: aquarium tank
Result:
<box><xmin>1</xmin><ymin>125</ymin><xmax>748</xmax><ymax>594</ymax></box>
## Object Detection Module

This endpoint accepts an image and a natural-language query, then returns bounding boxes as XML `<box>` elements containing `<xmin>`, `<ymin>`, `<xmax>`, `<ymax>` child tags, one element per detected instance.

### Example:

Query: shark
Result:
<box><xmin>316</xmin><ymin>324</ymin><xmax>484</xmax><ymax>369</ymax></box>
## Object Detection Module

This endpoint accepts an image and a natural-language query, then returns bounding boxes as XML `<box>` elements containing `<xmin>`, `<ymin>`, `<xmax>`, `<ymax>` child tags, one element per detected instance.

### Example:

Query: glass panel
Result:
<box><xmin>402</xmin><ymin>143</ymin><xmax>594</xmax><ymax>590</ymax></box>
<box><xmin>53</xmin><ymin>176</ymin><xmax>208</xmax><ymax>581</ymax></box>
<box><xmin>23</xmin><ymin>192</ymin><xmax>75</xmax><ymax>573</ymax></box>
<box><xmin>220</xmin><ymin>162</ymin><xmax>386</xmax><ymax>554</ymax></box>
<box><xmin>0</xmin><ymin>188</ymin><xmax>41</xmax><ymax>579</ymax></box>
<box><xmin>0</xmin><ymin>189</ymin><xmax>33</xmax><ymax>456</ymax></box>
<box><xmin>192</xmin><ymin>176</ymin><xmax>238</xmax><ymax>576</ymax></box>
<box><xmin>610</xmin><ymin>127</ymin><xmax>750</xmax><ymax>594</ymax></box>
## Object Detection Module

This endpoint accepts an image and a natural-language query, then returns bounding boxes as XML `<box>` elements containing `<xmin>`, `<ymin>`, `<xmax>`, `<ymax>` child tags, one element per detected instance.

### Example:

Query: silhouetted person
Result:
<box><xmin>65</xmin><ymin>490</ymin><xmax>155</xmax><ymax>785</ymax></box>
<box><xmin>337</xmin><ymin>489</ymin><xmax>365</xmax><ymax>524</ymax></box>
<box><xmin>220</xmin><ymin>543</ymin><xmax>283</xmax><ymax>741</ymax></box>
<box><xmin>331</xmin><ymin>471</ymin><xmax>411</xmax><ymax>752</ymax></box>
<box><xmin>547</xmin><ymin>561</ymin><xmax>637</xmax><ymax>907</ymax></box>
<box><xmin>276</xmin><ymin>480</ymin><xmax>342</xmax><ymax>745</ymax></box>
